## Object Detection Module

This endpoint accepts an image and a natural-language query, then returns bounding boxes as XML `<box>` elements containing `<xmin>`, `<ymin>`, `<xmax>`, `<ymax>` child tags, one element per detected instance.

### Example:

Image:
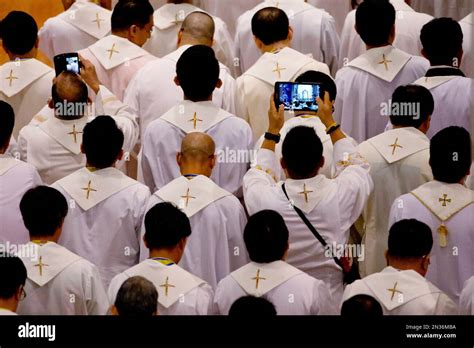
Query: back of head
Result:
<box><xmin>144</xmin><ymin>202</ymin><xmax>192</xmax><ymax>250</ymax></box>
<box><xmin>0</xmin><ymin>254</ymin><xmax>27</xmax><ymax>300</ymax></box>
<box><xmin>389</xmin><ymin>85</ymin><xmax>434</xmax><ymax>129</ymax></box>
<box><xmin>355</xmin><ymin>0</ymin><xmax>395</xmax><ymax>46</ymax></box>
<box><xmin>180</xmin><ymin>12</ymin><xmax>215</xmax><ymax>46</ymax></box>
<box><xmin>341</xmin><ymin>294</ymin><xmax>383</xmax><ymax>317</ymax></box>
<box><xmin>388</xmin><ymin>219</ymin><xmax>433</xmax><ymax>259</ymax></box>
<box><xmin>251</xmin><ymin>7</ymin><xmax>289</xmax><ymax>45</ymax></box>
<box><xmin>20</xmin><ymin>186</ymin><xmax>68</xmax><ymax>238</ymax></box>
<box><xmin>180</xmin><ymin>132</ymin><xmax>215</xmax><ymax>164</ymax></box>
<box><xmin>244</xmin><ymin>210</ymin><xmax>289</xmax><ymax>263</ymax></box>
<box><xmin>0</xmin><ymin>101</ymin><xmax>15</xmax><ymax>150</ymax></box>
<box><xmin>114</xmin><ymin>276</ymin><xmax>158</xmax><ymax>316</ymax></box>
<box><xmin>52</xmin><ymin>71</ymin><xmax>89</xmax><ymax>118</ymax></box>
<box><xmin>0</xmin><ymin>11</ymin><xmax>38</xmax><ymax>55</ymax></box>
<box><xmin>282</xmin><ymin>126</ymin><xmax>323</xmax><ymax>179</ymax></box>
<box><xmin>111</xmin><ymin>0</ymin><xmax>154</xmax><ymax>31</ymax></box>
<box><xmin>228</xmin><ymin>296</ymin><xmax>277</xmax><ymax>316</ymax></box>
<box><xmin>430</xmin><ymin>126</ymin><xmax>471</xmax><ymax>183</ymax></box>
<box><xmin>82</xmin><ymin>116</ymin><xmax>124</xmax><ymax>169</ymax></box>
<box><xmin>295</xmin><ymin>70</ymin><xmax>337</xmax><ymax>101</ymax></box>
<box><xmin>176</xmin><ymin>45</ymin><xmax>219</xmax><ymax>101</ymax></box>
<box><xmin>420</xmin><ymin>17</ymin><xmax>463</xmax><ymax>66</ymax></box>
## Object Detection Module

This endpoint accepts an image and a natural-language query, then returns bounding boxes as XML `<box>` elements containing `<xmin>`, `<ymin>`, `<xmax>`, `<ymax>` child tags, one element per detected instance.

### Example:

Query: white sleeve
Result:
<box><xmin>220</xmin><ymin>70</ymin><xmax>237</xmax><ymax>115</ymax></box>
<box><xmin>311</xmin><ymin>279</ymin><xmax>338</xmax><ymax>315</ymax></box>
<box><xmin>459</xmin><ymin>277</ymin><xmax>474</xmax><ymax>315</ymax></box>
<box><xmin>107</xmin><ymin>273</ymin><xmax>128</xmax><ymax>306</ymax></box>
<box><xmin>38</xmin><ymin>21</ymin><xmax>55</xmax><ymax>62</ymax></box>
<box><xmin>235</xmin><ymin>77</ymin><xmax>249</xmax><ymax>122</ymax></box>
<box><xmin>17</xmin><ymin>128</ymin><xmax>29</xmax><ymax>162</ymax></box>
<box><xmin>320</xmin><ymin>13</ymin><xmax>340</xmax><ymax>77</ymax></box>
<box><xmin>388</xmin><ymin>195</ymin><xmax>405</xmax><ymax>230</ymax></box>
<box><xmin>434</xmin><ymin>293</ymin><xmax>458</xmax><ymax>315</ymax></box>
<box><xmin>85</xmin><ymin>263</ymin><xmax>110</xmax><ymax>315</ymax></box>
<box><xmin>140</xmin><ymin>127</ymin><xmax>158</xmax><ymax>192</ymax></box>
<box><xmin>196</xmin><ymin>283</ymin><xmax>215</xmax><ymax>315</ymax></box>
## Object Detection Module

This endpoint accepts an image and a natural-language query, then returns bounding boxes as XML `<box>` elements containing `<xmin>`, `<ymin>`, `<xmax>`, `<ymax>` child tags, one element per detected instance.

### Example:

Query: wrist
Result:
<box><xmin>90</xmin><ymin>82</ymin><xmax>100</xmax><ymax>94</ymax></box>
<box><xmin>267</xmin><ymin>128</ymin><xmax>281</xmax><ymax>135</ymax></box>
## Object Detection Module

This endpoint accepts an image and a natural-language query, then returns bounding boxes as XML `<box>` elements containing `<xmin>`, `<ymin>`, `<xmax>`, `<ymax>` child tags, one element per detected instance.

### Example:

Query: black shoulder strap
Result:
<box><xmin>282</xmin><ymin>183</ymin><xmax>344</xmax><ymax>270</ymax></box>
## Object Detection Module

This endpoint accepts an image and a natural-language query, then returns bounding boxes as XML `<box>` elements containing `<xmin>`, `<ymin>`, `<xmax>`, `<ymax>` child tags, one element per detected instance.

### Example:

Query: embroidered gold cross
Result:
<box><xmin>81</xmin><ymin>180</ymin><xmax>97</xmax><ymax>199</ymax></box>
<box><xmin>34</xmin><ymin>256</ymin><xmax>49</xmax><ymax>277</ymax></box>
<box><xmin>387</xmin><ymin>281</ymin><xmax>403</xmax><ymax>301</ymax></box>
<box><xmin>5</xmin><ymin>69</ymin><xmax>18</xmax><ymax>87</ymax></box>
<box><xmin>172</xmin><ymin>12</ymin><xmax>182</xmax><ymax>25</ymax></box>
<box><xmin>438</xmin><ymin>194</ymin><xmax>452</xmax><ymax>207</ymax></box>
<box><xmin>188</xmin><ymin>112</ymin><xmax>203</xmax><ymax>129</ymax></box>
<box><xmin>180</xmin><ymin>188</ymin><xmax>196</xmax><ymax>207</ymax></box>
<box><xmin>298</xmin><ymin>183</ymin><xmax>313</xmax><ymax>203</ymax></box>
<box><xmin>159</xmin><ymin>276</ymin><xmax>175</xmax><ymax>296</ymax></box>
<box><xmin>252</xmin><ymin>269</ymin><xmax>266</xmax><ymax>289</ymax></box>
<box><xmin>272</xmin><ymin>62</ymin><xmax>286</xmax><ymax>78</ymax></box>
<box><xmin>389</xmin><ymin>137</ymin><xmax>403</xmax><ymax>155</ymax></box>
<box><xmin>378</xmin><ymin>54</ymin><xmax>393</xmax><ymax>71</ymax></box>
<box><xmin>107</xmin><ymin>43</ymin><xmax>119</xmax><ymax>60</ymax></box>
<box><xmin>92</xmin><ymin>13</ymin><xmax>104</xmax><ymax>30</ymax></box>
<box><xmin>67</xmin><ymin>124</ymin><xmax>83</xmax><ymax>143</ymax></box>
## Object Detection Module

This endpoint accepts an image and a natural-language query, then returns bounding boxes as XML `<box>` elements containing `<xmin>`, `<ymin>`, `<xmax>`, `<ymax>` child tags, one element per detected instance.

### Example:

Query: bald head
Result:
<box><xmin>179</xmin><ymin>12</ymin><xmax>215</xmax><ymax>47</ymax></box>
<box><xmin>51</xmin><ymin>71</ymin><xmax>89</xmax><ymax>118</ymax></box>
<box><xmin>181</xmin><ymin>132</ymin><xmax>215</xmax><ymax>162</ymax></box>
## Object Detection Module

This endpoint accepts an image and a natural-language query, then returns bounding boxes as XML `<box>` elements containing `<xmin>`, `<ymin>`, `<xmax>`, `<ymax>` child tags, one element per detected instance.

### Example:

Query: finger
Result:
<box><xmin>323</xmin><ymin>91</ymin><xmax>330</xmax><ymax>104</ymax></box>
<box><xmin>269</xmin><ymin>94</ymin><xmax>277</xmax><ymax>113</ymax></box>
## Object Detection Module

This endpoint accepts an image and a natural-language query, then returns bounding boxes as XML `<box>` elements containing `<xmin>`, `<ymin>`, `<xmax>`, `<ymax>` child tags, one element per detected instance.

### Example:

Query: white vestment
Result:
<box><xmin>335</xmin><ymin>45</ymin><xmax>429</xmax><ymax>142</ymax></box>
<box><xmin>343</xmin><ymin>267</ymin><xmax>458</xmax><ymax>315</ymax></box>
<box><xmin>243</xmin><ymin>138</ymin><xmax>373</xmax><ymax>301</ymax></box>
<box><xmin>413</xmin><ymin>67</ymin><xmax>472</xmax><ymax>139</ymax></box>
<box><xmin>307</xmin><ymin>0</ymin><xmax>352</xmax><ymax>35</ymax></box>
<box><xmin>141</xmin><ymin>100</ymin><xmax>253</xmax><ymax>197</ymax></box>
<box><xmin>143</xmin><ymin>3</ymin><xmax>236</xmax><ymax>76</ymax></box>
<box><xmin>79</xmin><ymin>34</ymin><xmax>156</xmax><ymax>100</ymax></box>
<box><xmin>410</xmin><ymin>0</ymin><xmax>473</xmax><ymax>20</ymax></box>
<box><xmin>214</xmin><ymin>260</ymin><xmax>337</xmax><ymax>315</ymax></box>
<box><xmin>389</xmin><ymin>180</ymin><xmax>474</xmax><ymax>303</ymax></box>
<box><xmin>0</xmin><ymin>59</ymin><xmax>55</xmax><ymax>138</ymax></box>
<box><xmin>140</xmin><ymin>175</ymin><xmax>248</xmax><ymax>288</ymax></box>
<box><xmin>52</xmin><ymin>167</ymin><xmax>150</xmax><ymax>286</ymax></box>
<box><xmin>0</xmin><ymin>155</ymin><xmax>42</xmax><ymax>244</ymax></box>
<box><xmin>124</xmin><ymin>44</ymin><xmax>237</xmax><ymax>142</ymax></box>
<box><xmin>17</xmin><ymin>242</ymin><xmax>109</xmax><ymax>315</ymax></box>
<box><xmin>459</xmin><ymin>276</ymin><xmax>474</xmax><ymax>315</ymax></box>
<box><xmin>338</xmin><ymin>0</ymin><xmax>433</xmax><ymax>69</ymax></box>
<box><xmin>236</xmin><ymin>47</ymin><xmax>330</xmax><ymax>140</ymax></box>
<box><xmin>234</xmin><ymin>0</ymin><xmax>340</xmax><ymax>76</ymax></box>
<box><xmin>460</xmin><ymin>13</ymin><xmax>473</xmax><ymax>78</ymax></box>
<box><xmin>357</xmin><ymin>127</ymin><xmax>432</xmax><ymax>276</ymax></box>
<box><xmin>254</xmin><ymin>115</ymin><xmax>334</xmax><ymax>180</ymax></box>
<box><xmin>108</xmin><ymin>259</ymin><xmax>214</xmax><ymax>315</ymax></box>
<box><xmin>18</xmin><ymin>85</ymin><xmax>139</xmax><ymax>184</ymax></box>
<box><xmin>38</xmin><ymin>0</ymin><xmax>111</xmax><ymax>62</ymax></box>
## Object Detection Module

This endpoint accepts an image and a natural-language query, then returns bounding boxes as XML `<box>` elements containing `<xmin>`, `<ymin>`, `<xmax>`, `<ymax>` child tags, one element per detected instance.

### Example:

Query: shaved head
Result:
<box><xmin>180</xmin><ymin>12</ymin><xmax>215</xmax><ymax>46</ymax></box>
<box><xmin>180</xmin><ymin>132</ymin><xmax>215</xmax><ymax>163</ymax></box>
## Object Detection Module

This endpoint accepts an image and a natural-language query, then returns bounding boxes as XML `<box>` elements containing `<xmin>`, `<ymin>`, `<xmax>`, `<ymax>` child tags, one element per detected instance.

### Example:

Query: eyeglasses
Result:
<box><xmin>19</xmin><ymin>286</ymin><xmax>26</xmax><ymax>301</ymax></box>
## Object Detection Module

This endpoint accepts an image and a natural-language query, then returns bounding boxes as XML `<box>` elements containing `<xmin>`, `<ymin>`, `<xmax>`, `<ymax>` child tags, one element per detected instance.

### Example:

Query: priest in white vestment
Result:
<box><xmin>334</xmin><ymin>0</ymin><xmax>428</xmax><ymax>142</ymax></box>
<box><xmin>339</xmin><ymin>0</ymin><xmax>432</xmax><ymax>68</ymax></box>
<box><xmin>124</xmin><ymin>11</ymin><xmax>237</xmax><ymax>142</ymax></box>
<box><xmin>413</xmin><ymin>17</ymin><xmax>472</xmax><ymax>139</ymax></box>
<box><xmin>52</xmin><ymin>116</ymin><xmax>150</xmax><ymax>287</ymax></box>
<box><xmin>78</xmin><ymin>0</ymin><xmax>156</xmax><ymax>100</ymax></box>
<box><xmin>234</xmin><ymin>0</ymin><xmax>340</xmax><ymax>76</ymax></box>
<box><xmin>140</xmin><ymin>133</ymin><xmax>248</xmax><ymax>288</ymax></box>
<box><xmin>109</xmin><ymin>202</ymin><xmax>214</xmax><ymax>315</ymax></box>
<box><xmin>243</xmin><ymin>93</ymin><xmax>373</xmax><ymax>301</ymax></box>
<box><xmin>389</xmin><ymin>126</ymin><xmax>474</xmax><ymax>303</ymax></box>
<box><xmin>141</xmin><ymin>45</ymin><xmax>252</xmax><ymax>196</ymax></box>
<box><xmin>358</xmin><ymin>85</ymin><xmax>434</xmax><ymax>276</ymax></box>
<box><xmin>459</xmin><ymin>277</ymin><xmax>474</xmax><ymax>315</ymax></box>
<box><xmin>214</xmin><ymin>210</ymin><xmax>336</xmax><ymax>315</ymax></box>
<box><xmin>0</xmin><ymin>255</ymin><xmax>27</xmax><ymax>316</ymax></box>
<box><xmin>143</xmin><ymin>0</ymin><xmax>236</xmax><ymax>75</ymax></box>
<box><xmin>39</xmin><ymin>0</ymin><xmax>111</xmax><ymax>62</ymax></box>
<box><xmin>17</xmin><ymin>186</ymin><xmax>109</xmax><ymax>315</ymax></box>
<box><xmin>343</xmin><ymin>219</ymin><xmax>458</xmax><ymax>315</ymax></box>
<box><xmin>0</xmin><ymin>11</ymin><xmax>55</xmax><ymax>138</ymax></box>
<box><xmin>235</xmin><ymin>7</ymin><xmax>330</xmax><ymax>140</ymax></box>
<box><xmin>18</xmin><ymin>60</ymin><xmax>139</xmax><ymax>184</ymax></box>
<box><xmin>0</xmin><ymin>101</ymin><xmax>42</xmax><ymax>245</ymax></box>
<box><xmin>307</xmin><ymin>0</ymin><xmax>352</xmax><ymax>35</ymax></box>
<box><xmin>459</xmin><ymin>12</ymin><xmax>473</xmax><ymax>78</ymax></box>
<box><xmin>253</xmin><ymin>71</ymin><xmax>336</xmax><ymax>179</ymax></box>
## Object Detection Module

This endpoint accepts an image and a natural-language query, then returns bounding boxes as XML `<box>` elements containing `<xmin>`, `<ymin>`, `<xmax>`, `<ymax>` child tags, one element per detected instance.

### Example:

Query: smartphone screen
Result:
<box><xmin>54</xmin><ymin>53</ymin><xmax>80</xmax><ymax>76</ymax></box>
<box><xmin>275</xmin><ymin>82</ymin><xmax>321</xmax><ymax>112</ymax></box>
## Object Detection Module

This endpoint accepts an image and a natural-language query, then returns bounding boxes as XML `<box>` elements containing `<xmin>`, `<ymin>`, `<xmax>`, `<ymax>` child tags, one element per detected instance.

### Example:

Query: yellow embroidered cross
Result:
<box><xmin>180</xmin><ymin>188</ymin><xmax>196</xmax><ymax>207</ymax></box>
<box><xmin>34</xmin><ymin>256</ymin><xmax>49</xmax><ymax>277</ymax></box>
<box><xmin>81</xmin><ymin>180</ymin><xmax>97</xmax><ymax>199</ymax></box>
<box><xmin>438</xmin><ymin>194</ymin><xmax>452</xmax><ymax>207</ymax></box>
<box><xmin>160</xmin><ymin>276</ymin><xmax>175</xmax><ymax>296</ymax></box>
<box><xmin>387</xmin><ymin>281</ymin><xmax>403</xmax><ymax>301</ymax></box>
<box><xmin>389</xmin><ymin>137</ymin><xmax>403</xmax><ymax>155</ymax></box>
<box><xmin>378</xmin><ymin>54</ymin><xmax>393</xmax><ymax>71</ymax></box>
<box><xmin>272</xmin><ymin>62</ymin><xmax>286</xmax><ymax>78</ymax></box>
<box><xmin>107</xmin><ymin>43</ymin><xmax>119</xmax><ymax>60</ymax></box>
<box><xmin>5</xmin><ymin>69</ymin><xmax>18</xmax><ymax>87</ymax></box>
<box><xmin>67</xmin><ymin>124</ymin><xmax>83</xmax><ymax>143</ymax></box>
<box><xmin>252</xmin><ymin>269</ymin><xmax>266</xmax><ymax>289</ymax></box>
<box><xmin>298</xmin><ymin>183</ymin><xmax>313</xmax><ymax>203</ymax></box>
<box><xmin>92</xmin><ymin>12</ymin><xmax>104</xmax><ymax>30</ymax></box>
<box><xmin>188</xmin><ymin>112</ymin><xmax>203</xmax><ymax>129</ymax></box>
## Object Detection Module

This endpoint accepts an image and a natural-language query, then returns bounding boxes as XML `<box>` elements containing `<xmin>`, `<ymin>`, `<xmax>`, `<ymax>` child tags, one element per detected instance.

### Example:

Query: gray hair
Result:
<box><xmin>115</xmin><ymin>276</ymin><xmax>158</xmax><ymax>316</ymax></box>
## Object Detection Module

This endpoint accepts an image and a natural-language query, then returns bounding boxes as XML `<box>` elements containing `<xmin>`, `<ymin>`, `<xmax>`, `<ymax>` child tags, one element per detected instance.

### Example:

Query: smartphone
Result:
<box><xmin>274</xmin><ymin>81</ymin><xmax>321</xmax><ymax>112</ymax></box>
<box><xmin>54</xmin><ymin>53</ymin><xmax>81</xmax><ymax>76</ymax></box>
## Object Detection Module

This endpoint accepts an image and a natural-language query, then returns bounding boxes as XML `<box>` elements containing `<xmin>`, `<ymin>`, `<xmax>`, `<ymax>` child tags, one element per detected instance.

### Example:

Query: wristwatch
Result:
<box><xmin>264</xmin><ymin>132</ymin><xmax>281</xmax><ymax>143</ymax></box>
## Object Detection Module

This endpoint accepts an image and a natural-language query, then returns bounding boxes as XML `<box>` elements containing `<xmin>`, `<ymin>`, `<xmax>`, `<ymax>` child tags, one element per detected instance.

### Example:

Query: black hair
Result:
<box><xmin>0</xmin><ymin>11</ymin><xmax>38</xmax><ymax>55</ymax></box>
<box><xmin>114</xmin><ymin>276</ymin><xmax>158</xmax><ymax>317</ymax></box>
<box><xmin>341</xmin><ymin>294</ymin><xmax>383</xmax><ymax>317</ymax></box>
<box><xmin>388</xmin><ymin>219</ymin><xmax>433</xmax><ymax>258</ymax></box>
<box><xmin>0</xmin><ymin>254</ymin><xmax>27</xmax><ymax>300</ymax></box>
<box><xmin>111</xmin><ymin>0</ymin><xmax>154</xmax><ymax>31</ymax></box>
<box><xmin>295</xmin><ymin>70</ymin><xmax>337</xmax><ymax>101</ymax></box>
<box><xmin>0</xmin><ymin>101</ymin><xmax>14</xmax><ymax>149</ymax></box>
<box><xmin>251</xmin><ymin>7</ymin><xmax>289</xmax><ymax>46</ymax></box>
<box><xmin>20</xmin><ymin>186</ymin><xmax>68</xmax><ymax>237</ymax></box>
<box><xmin>389</xmin><ymin>85</ymin><xmax>434</xmax><ymax>129</ymax></box>
<box><xmin>229</xmin><ymin>296</ymin><xmax>277</xmax><ymax>316</ymax></box>
<box><xmin>355</xmin><ymin>0</ymin><xmax>395</xmax><ymax>46</ymax></box>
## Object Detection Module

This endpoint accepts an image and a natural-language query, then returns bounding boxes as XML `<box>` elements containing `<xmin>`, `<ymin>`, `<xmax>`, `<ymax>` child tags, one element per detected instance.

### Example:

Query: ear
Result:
<box><xmin>117</xmin><ymin>149</ymin><xmax>124</xmax><ymax>161</ymax></box>
<box><xmin>287</xmin><ymin>26</ymin><xmax>293</xmax><ymax>42</ymax></box>
<box><xmin>319</xmin><ymin>156</ymin><xmax>325</xmax><ymax>172</ymax></box>
<box><xmin>143</xmin><ymin>235</ymin><xmax>148</xmax><ymax>249</ymax></box>
<box><xmin>384</xmin><ymin>250</ymin><xmax>389</xmax><ymax>266</ymax></box>
<box><xmin>110</xmin><ymin>305</ymin><xmax>119</xmax><ymax>316</ymax></box>
<box><xmin>129</xmin><ymin>25</ymin><xmax>139</xmax><ymax>39</ymax></box>
<box><xmin>87</xmin><ymin>96</ymin><xmax>93</xmax><ymax>104</ymax></box>
<box><xmin>354</xmin><ymin>23</ymin><xmax>359</xmax><ymax>35</ymax></box>
<box><xmin>421</xmin><ymin>255</ymin><xmax>430</xmax><ymax>272</ymax></box>
<box><xmin>177</xmin><ymin>29</ymin><xmax>184</xmax><ymax>46</ymax></box>
<box><xmin>176</xmin><ymin>152</ymin><xmax>182</xmax><ymax>166</ymax></box>
<box><xmin>421</xmin><ymin>48</ymin><xmax>428</xmax><ymax>59</ymax></box>
<box><xmin>35</xmin><ymin>37</ymin><xmax>39</xmax><ymax>49</ymax></box>
<box><xmin>280</xmin><ymin>157</ymin><xmax>287</xmax><ymax>170</ymax></box>
<box><xmin>14</xmin><ymin>286</ymin><xmax>23</xmax><ymax>301</ymax></box>
<box><xmin>174</xmin><ymin>76</ymin><xmax>180</xmax><ymax>87</ymax></box>
<box><xmin>48</xmin><ymin>98</ymin><xmax>55</xmax><ymax>109</ymax></box>
<box><xmin>253</xmin><ymin>35</ymin><xmax>263</xmax><ymax>51</ymax></box>
<box><xmin>80</xmin><ymin>143</ymin><xmax>85</xmax><ymax>154</ymax></box>
<box><xmin>209</xmin><ymin>154</ymin><xmax>216</xmax><ymax>169</ymax></box>
<box><xmin>215</xmin><ymin>78</ymin><xmax>222</xmax><ymax>89</ymax></box>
